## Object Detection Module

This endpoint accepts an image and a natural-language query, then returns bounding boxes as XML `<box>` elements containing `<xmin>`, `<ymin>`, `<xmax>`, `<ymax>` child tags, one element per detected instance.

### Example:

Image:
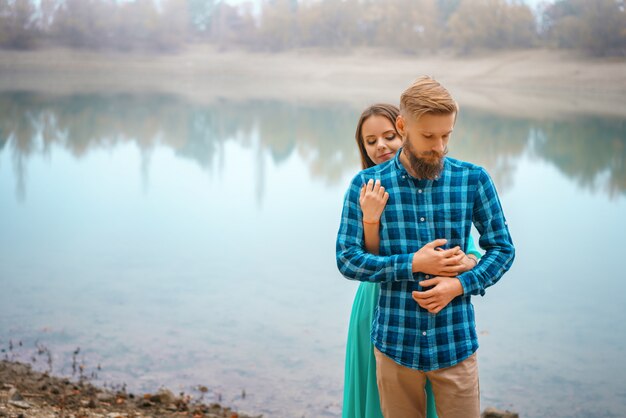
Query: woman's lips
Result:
<box><xmin>378</xmin><ymin>152</ymin><xmax>394</xmax><ymax>161</ymax></box>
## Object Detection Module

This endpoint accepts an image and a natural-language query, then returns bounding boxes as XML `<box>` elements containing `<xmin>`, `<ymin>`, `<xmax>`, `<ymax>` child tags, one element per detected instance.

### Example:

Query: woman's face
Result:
<box><xmin>361</xmin><ymin>115</ymin><xmax>403</xmax><ymax>165</ymax></box>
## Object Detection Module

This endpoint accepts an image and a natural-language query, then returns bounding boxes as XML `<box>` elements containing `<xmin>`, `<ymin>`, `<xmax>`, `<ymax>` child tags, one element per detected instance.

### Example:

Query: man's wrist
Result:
<box><xmin>452</xmin><ymin>277</ymin><xmax>464</xmax><ymax>297</ymax></box>
<box><xmin>411</xmin><ymin>251</ymin><xmax>422</xmax><ymax>273</ymax></box>
<box><xmin>456</xmin><ymin>272</ymin><xmax>473</xmax><ymax>296</ymax></box>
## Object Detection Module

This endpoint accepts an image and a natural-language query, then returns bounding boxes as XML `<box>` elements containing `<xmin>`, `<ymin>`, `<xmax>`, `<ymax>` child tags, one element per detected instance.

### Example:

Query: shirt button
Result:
<box><xmin>418</xmin><ymin>189</ymin><xmax>423</xmax><ymax>193</ymax></box>
<box><xmin>425</xmin><ymin>275</ymin><xmax>430</xmax><ymax>279</ymax></box>
<box><xmin>420</xmin><ymin>217</ymin><xmax>425</xmax><ymax>222</ymax></box>
<box><xmin>422</xmin><ymin>331</ymin><xmax>427</xmax><ymax>336</ymax></box>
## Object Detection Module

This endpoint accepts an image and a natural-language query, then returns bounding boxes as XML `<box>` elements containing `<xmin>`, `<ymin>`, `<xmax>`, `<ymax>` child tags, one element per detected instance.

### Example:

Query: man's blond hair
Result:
<box><xmin>399</xmin><ymin>75</ymin><xmax>458</xmax><ymax>121</ymax></box>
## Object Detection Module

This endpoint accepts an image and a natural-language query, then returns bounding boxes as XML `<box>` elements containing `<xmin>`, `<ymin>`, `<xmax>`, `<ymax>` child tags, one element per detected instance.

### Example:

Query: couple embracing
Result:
<box><xmin>336</xmin><ymin>76</ymin><xmax>515</xmax><ymax>418</ymax></box>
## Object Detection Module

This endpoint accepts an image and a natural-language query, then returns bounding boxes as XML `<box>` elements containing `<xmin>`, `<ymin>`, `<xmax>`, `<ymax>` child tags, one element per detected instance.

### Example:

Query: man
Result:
<box><xmin>336</xmin><ymin>76</ymin><xmax>515</xmax><ymax>418</ymax></box>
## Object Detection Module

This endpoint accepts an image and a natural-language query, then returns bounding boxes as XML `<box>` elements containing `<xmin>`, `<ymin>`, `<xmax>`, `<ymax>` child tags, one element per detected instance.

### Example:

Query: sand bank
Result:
<box><xmin>0</xmin><ymin>45</ymin><xmax>625</xmax><ymax>118</ymax></box>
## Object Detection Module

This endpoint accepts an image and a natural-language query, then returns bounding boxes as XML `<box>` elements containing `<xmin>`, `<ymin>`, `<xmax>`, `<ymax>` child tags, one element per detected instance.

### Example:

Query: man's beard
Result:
<box><xmin>402</xmin><ymin>134</ymin><xmax>447</xmax><ymax>180</ymax></box>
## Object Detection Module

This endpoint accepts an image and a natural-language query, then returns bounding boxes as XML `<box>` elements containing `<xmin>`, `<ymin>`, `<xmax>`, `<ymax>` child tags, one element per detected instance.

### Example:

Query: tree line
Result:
<box><xmin>0</xmin><ymin>0</ymin><xmax>624</xmax><ymax>56</ymax></box>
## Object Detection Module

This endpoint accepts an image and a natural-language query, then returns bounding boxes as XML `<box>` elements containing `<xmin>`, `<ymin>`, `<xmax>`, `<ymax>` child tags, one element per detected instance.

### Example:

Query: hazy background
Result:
<box><xmin>1</xmin><ymin>0</ymin><xmax>624</xmax><ymax>56</ymax></box>
<box><xmin>1</xmin><ymin>1</ymin><xmax>626</xmax><ymax>418</ymax></box>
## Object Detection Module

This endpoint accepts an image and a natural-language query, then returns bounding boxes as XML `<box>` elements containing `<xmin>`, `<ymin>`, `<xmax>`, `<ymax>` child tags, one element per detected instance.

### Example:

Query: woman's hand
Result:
<box><xmin>359</xmin><ymin>179</ymin><xmax>389</xmax><ymax>223</ymax></box>
<box><xmin>412</xmin><ymin>240</ymin><xmax>478</xmax><ymax>276</ymax></box>
<box><xmin>461</xmin><ymin>253</ymin><xmax>478</xmax><ymax>272</ymax></box>
<box><xmin>411</xmin><ymin>239</ymin><xmax>465</xmax><ymax>276</ymax></box>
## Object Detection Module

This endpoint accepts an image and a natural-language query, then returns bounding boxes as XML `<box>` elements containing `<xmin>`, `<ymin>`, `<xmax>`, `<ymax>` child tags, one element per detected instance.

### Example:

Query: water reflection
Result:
<box><xmin>0</xmin><ymin>92</ymin><xmax>362</xmax><ymax>203</ymax></box>
<box><xmin>453</xmin><ymin>110</ymin><xmax>531</xmax><ymax>192</ymax></box>
<box><xmin>533</xmin><ymin>117</ymin><xmax>626</xmax><ymax>197</ymax></box>
<box><xmin>2</xmin><ymin>90</ymin><xmax>626</xmax><ymax>418</ymax></box>
<box><xmin>1</xmin><ymin>91</ymin><xmax>625</xmax><ymax>202</ymax></box>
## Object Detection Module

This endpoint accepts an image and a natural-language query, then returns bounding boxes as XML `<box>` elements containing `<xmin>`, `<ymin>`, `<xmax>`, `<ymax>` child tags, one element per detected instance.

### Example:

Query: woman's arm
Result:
<box><xmin>359</xmin><ymin>179</ymin><xmax>479</xmax><ymax>266</ymax></box>
<box><xmin>459</xmin><ymin>234</ymin><xmax>482</xmax><ymax>271</ymax></box>
<box><xmin>359</xmin><ymin>179</ymin><xmax>388</xmax><ymax>255</ymax></box>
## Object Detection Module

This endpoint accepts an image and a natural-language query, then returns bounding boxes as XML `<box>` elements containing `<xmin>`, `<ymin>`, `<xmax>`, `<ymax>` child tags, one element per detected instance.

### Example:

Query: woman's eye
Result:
<box><xmin>366</xmin><ymin>140</ymin><xmax>376</xmax><ymax>145</ymax></box>
<box><xmin>423</xmin><ymin>135</ymin><xmax>432</xmax><ymax>139</ymax></box>
<box><xmin>385</xmin><ymin>134</ymin><xmax>396</xmax><ymax>141</ymax></box>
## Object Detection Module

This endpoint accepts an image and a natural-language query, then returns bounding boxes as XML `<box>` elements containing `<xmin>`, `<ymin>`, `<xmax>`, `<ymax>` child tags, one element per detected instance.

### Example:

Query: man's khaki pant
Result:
<box><xmin>374</xmin><ymin>347</ymin><xmax>480</xmax><ymax>418</ymax></box>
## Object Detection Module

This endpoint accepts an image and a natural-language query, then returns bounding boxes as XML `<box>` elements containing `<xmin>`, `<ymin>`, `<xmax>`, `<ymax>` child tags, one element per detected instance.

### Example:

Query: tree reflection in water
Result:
<box><xmin>1</xmin><ymin>91</ymin><xmax>624</xmax><ymax>201</ymax></box>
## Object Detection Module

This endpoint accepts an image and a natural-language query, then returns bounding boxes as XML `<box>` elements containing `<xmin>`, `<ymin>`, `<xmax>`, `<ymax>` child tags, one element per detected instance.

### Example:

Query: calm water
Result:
<box><xmin>1</xmin><ymin>91</ymin><xmax>625</xmax><ymax>417</ymax></box>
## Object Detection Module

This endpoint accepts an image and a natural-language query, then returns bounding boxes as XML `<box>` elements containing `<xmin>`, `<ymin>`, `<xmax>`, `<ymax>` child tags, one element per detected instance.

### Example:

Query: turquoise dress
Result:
<box><xmin>342</xmin><ymin>236</ymin><xmax>482</xmax><ymax>418</ymax></box>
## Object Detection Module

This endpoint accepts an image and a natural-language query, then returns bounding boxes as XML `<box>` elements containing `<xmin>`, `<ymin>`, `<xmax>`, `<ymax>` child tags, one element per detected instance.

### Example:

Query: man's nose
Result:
<box><xmin>432</xmin><ymin>138</ymin><xmax>445</xmax><ymax>153</ymax></box>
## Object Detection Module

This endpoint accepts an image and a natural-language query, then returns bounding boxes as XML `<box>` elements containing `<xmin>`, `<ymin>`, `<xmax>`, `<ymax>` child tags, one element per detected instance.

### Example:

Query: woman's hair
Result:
<box><xmin>355</xmin><ymin>103</ymin><xmax>401</xmax><ymax>169</ymax></box>
<box><xmin>400</xmin><ymin>75</ymin><xmax>458</xmax><ymax>120</ymax></box>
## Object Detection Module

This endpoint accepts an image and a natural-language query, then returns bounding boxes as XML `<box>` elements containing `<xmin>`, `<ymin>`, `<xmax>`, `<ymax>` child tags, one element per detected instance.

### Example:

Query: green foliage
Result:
<box><xmin>257</xmin><ymin>0</ymin><xmax>299</xmax><ymax>50</ymax></box>
<box><xmin>1</xmin><ymin>0</ymin><xmax>189</xmax><ymax>51</ymax></box>
<box><xmin>0</xmin><ymin>0</ymin><xmax>623</xmax><ymax>56</ymax></box>
<box><xmin>51</xmin><ymin>0</ymin><xmax>111</xmax><ymax>48</ymax></box>
<box><xmin>210</xmin><ymin>2</ymin><xmax>256</xmax><ymax>47</ymax></box>
<box><xmin>0</xmin><ymin>0</ymin><xmax>38</xmax><ymax>49</ymax></box>
<box><xmin>541</xmin><ymin>0</ymin><xmax>626</xmax><ymax>56</ymax></box>
<box><xmin>368</xmin><ymin>0</ymin><xmax>441</xmax><ymax>53</ymax></box>
<box><xmin>297</xmin><ymin>0</ymin><xmax>361</xmax><ymax>49</ymax></box>
<box><xmin>187</xmin><ymin>0</ymin><xmax>217</xmax><ymax>34</ymax></box>
<box><xmin>447</xmin><ymin>0</ymin><xmax>536</xmax><ymax>53</ymax></box>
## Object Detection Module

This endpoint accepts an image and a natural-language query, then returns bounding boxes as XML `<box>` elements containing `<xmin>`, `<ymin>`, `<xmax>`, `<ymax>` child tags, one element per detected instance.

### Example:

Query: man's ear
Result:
<box><xmin>396</xmin><ymin>115</ymin><xmax>405</xmax><ymax>136</ymax></box>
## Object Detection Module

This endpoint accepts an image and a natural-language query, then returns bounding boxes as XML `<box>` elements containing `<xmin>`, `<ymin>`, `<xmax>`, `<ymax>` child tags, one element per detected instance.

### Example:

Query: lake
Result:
<box><xmin>1</xmin><ymin>91</ymin><xmax>625</xmax><ymax>417</ymax></box>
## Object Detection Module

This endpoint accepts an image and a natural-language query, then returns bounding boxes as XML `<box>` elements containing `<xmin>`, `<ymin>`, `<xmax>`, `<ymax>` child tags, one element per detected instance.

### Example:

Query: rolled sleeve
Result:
<box><xmin>460</xmin><ymin>168</ymin><xmax>515</xmax><ymax>296</ymax></box>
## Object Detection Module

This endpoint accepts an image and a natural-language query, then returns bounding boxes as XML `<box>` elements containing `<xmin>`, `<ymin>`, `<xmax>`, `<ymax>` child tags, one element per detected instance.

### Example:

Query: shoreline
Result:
<box><xmin>0</xmin><ymin>359</ymin><xmax>521</xmax><ymax>418</ymax></box>
<box><xmin>1</xmin><ymin>45</ymin><xmax>625</xmax><ymax>118</ymax></box>
<box><xmin>0</xmin><ymin>360</ymin><xmax>260</xmax><ymax>418</ymax></box>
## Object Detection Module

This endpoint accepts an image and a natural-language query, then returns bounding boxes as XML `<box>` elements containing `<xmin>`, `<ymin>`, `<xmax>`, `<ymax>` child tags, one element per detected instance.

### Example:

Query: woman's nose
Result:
<box><xmin>376</xmin><ymin>138</ymin><xmax>386</xmax><ymax>149</ymax></box>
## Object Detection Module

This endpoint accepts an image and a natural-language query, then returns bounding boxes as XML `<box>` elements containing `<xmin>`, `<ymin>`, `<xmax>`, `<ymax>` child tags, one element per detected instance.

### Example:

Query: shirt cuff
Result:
<box><xmin>394</xmin><ymin>253</ymin><xmax>415</xmax><ymax>282</ymax></box>
<box><xmin>457</xmin><ymin>270</ymin><xmax>485</xmax><ymax>296</ymax></box>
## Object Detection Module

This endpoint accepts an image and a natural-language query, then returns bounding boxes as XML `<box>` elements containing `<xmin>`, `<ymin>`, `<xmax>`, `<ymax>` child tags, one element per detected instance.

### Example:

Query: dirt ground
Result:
<box><xmin>0</xmin><ymin>360</ymin><xmax>520</xmax><ymax>418</ymax></box>
<box><xmin>0</xmin><ymin>45</ymin><xmax>625</xmax><ymax>118</ymax></box>
<box><xmin>0</xmin><ymin>361</ymin><xmax>260</xmax><ymax>418</ymax></box>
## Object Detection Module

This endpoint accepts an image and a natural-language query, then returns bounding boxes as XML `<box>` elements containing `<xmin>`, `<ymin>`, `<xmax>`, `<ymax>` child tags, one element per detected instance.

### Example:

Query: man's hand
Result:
<box><xmin>411</xmin><ymin>239</ymin><xmax>465</xmax><ymax>275</ymax></box>
<box><xmin>412</xmin><ymin>276</ymin><xmax>464</xmax><ymax>314</ymax></box>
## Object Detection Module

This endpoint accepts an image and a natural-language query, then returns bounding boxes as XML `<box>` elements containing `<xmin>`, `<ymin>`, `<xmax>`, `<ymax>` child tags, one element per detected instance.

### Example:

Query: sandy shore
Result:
<box><xmin>1</xmin><ymin>45</ymin><xmax>625</xmax><ymax>118</ymax></box>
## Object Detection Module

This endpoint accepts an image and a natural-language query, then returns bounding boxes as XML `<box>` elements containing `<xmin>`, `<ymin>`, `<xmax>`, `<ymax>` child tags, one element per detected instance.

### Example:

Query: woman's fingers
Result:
<box><xmin>362</xmin><ymin>179</ymin><xmax>389</xmax><ymax>203</ymax></box>
<box><xmin>366</xmin><ymin>179</ymin><xmax>380</xmax><ymax>192</ymax></box>
<box><xmin>443</xmin><ymin>252</ymin><xmax>465</xmax><ymax>266</ymax></box>
<box><xmin>436</xmin><ymin>246</ymin><xmax>460</xmax><ymax>258</ymax></box>
<box><xmin>373</xmin><ymin>179</ymin><xmax>381</xmax><ymax>193</ymax></box>
<box><xmin>364</xmin><ymin>179</ymin><xmax>383</xmax><ymax>193</ymax></box>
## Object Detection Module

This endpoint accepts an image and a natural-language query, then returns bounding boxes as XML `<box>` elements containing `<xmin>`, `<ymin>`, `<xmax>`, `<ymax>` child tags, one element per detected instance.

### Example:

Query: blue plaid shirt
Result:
<box><xmin>336</xmin><ymin>151</ymin><xmax>515</xmax><ymax>371</ymax></box>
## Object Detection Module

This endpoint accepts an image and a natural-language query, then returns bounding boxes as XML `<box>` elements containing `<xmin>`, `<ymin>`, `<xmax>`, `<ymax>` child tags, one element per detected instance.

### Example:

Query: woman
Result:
<box><xmin>342</xmin><ymin>104</ymin><xmax>481</xmax><ymax>418</ymax></box>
